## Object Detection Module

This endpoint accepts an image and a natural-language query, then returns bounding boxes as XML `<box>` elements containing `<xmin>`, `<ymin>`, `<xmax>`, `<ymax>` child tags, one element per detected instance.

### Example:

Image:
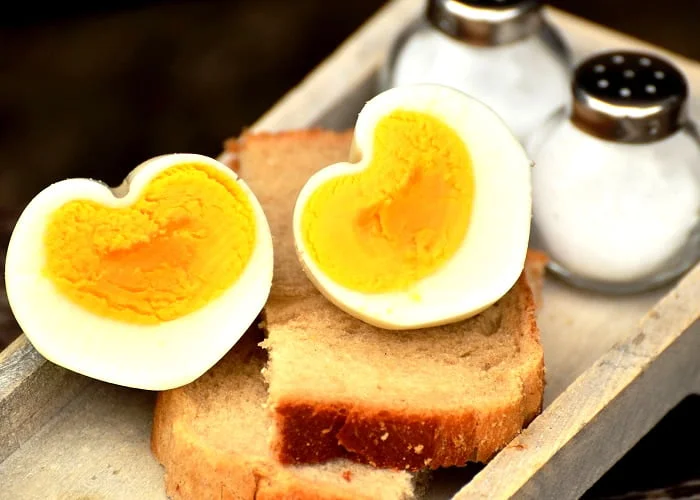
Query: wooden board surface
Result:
<box><xmin>1</xmin><ymin>0</ymin><xmax>699</xmax><ymax>498</ymax></box>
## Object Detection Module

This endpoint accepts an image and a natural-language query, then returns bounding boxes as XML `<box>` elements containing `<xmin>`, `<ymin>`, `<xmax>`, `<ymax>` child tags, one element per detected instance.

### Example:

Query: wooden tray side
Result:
<box><xmin>0</xmin><ymin>334</ymin><xmax>88</xmax><ymax>463</ymax></box>
<box><xmin>456</xmin><ymin>266</ymin><xmax>700</xmax><ymax>499</ymax></box>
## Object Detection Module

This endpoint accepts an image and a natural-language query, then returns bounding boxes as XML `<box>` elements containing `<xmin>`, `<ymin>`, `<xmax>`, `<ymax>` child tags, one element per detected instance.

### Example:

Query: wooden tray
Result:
<box><xmin>1</xmin><ymin>1</ymin><xmax>699</xmax><ymax>498</ymax></box>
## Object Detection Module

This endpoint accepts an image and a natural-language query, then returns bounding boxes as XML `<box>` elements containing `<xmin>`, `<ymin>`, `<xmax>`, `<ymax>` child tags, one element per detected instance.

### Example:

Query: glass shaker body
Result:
<box><xmin>528</xmin><ymin>51</ymin><xmax>700</xmax><ymax>293</ymax></box>
<box><xmin>382</xmin><ymin>4</ymin><xmax>572</xmax><ymax>143</ymax></box>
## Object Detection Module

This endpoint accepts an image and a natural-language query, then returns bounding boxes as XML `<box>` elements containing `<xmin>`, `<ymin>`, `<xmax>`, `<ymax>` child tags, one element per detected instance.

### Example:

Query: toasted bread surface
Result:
<box><xmin>234</xmin><ymin>130</ymin><xmax>546</xmax><ymax>471</ymax></box>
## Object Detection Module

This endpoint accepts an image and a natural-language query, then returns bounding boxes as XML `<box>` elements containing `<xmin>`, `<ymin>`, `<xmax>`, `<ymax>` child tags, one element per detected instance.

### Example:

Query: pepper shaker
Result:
<box><xmin>382</xmin><ymin>0</ymin><xmax>572</xmax><ymax>143</ymax></box>
<box><xmin>528</xmin><ymin>50</ymin><xmax>700</xmax><ymax>293</ymax></box>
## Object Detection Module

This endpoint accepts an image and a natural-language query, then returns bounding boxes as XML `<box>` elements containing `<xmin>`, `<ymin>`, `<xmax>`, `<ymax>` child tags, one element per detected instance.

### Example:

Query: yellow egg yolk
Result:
<box><xmin>301</xmin><ymin>110</ymin><xmax>474</xmax><ymax>293</ymax></box>
<box><xmin>43</xmin><ymin>163</ymin><xmax>256</xmax><ymax>325</ymax></box>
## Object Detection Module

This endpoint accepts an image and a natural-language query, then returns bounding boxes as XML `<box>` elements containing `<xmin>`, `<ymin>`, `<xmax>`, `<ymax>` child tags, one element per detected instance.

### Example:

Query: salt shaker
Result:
<box><xmin>528</xmin><ymin>50</ymin><xmax>700</xmax><ymax>293</ymax></box>
<box><xmin>382</xmin><ymin>0</ymin><xmax>572</xmax><ymax>143</ymax></box>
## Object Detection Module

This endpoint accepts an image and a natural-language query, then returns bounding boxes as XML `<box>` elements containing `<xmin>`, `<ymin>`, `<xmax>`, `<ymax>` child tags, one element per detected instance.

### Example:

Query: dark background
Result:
<box><xmin>1</xmin><ymin>0</ymin><xmax>700</xmax><ymax>213</ymax></box>
<box><xmin>0</xmin><ymin>1</ymin><xmax>699</xmax><ymax>498</ymax></box>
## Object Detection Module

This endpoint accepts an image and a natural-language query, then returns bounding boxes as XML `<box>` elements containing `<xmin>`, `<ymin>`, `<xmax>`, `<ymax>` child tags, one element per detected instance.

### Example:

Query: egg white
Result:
<box><xmin>293</xmin><ymin>84</ymin><xmax>532</xmax><ymax>330</ymax></box>
<box><xmin>5</xmin><ymin>153</ymin><xmax>273</xmax><ymax>390</ymax></box>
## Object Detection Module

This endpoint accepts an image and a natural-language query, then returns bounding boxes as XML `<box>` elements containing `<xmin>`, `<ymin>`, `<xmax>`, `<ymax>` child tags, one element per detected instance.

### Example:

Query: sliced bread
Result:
<box><xmin>151</xmin><ymin>130</ymin><xmax>423</xmax><ymax>499</ymax></box>
<box><xmin>233</xmin><ymin>130</ymin><xmax>546</xmax><ymax>471</ymax></box>
<box><xmin>151</xmin><ymin>324</ymin><xmax>422</xmax><ymax>499</ymax></box>
<box><xmin>151</xmin><ymin>130</ymin><xmax>547</xmax><ymax>498</ymax></box>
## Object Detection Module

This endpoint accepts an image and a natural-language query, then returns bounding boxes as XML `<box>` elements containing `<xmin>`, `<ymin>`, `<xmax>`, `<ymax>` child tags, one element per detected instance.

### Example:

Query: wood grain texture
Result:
<box><xmin>0</xmin><ymin>382</ymin><xmax>164</xmax><ymax>500</ymax></box>
<box><xmin>454</xmin><ymin>266</ymin><xmax>700</xmax><ymax>500</ymax></box>
<box><xmin>1</xmin><ymin>0</ymin><xmax>699</xmax><ymax>498</ymax></box>
<box><xmin>0</xmin><ymin>335</ymin><xmax>89</xmax><ymax>464</ymax></box>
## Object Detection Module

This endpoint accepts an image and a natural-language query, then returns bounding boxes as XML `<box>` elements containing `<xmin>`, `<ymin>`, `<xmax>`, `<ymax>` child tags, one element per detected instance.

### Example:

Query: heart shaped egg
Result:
<box><xmin>5</xmin><ymin>153</ymin><xmax>273</xmax><ymax>390</ymax></box>
<box><xmin>293</xmin><ymin>84</ymin><xmax>532</xmax><ymax>330</ymax></box>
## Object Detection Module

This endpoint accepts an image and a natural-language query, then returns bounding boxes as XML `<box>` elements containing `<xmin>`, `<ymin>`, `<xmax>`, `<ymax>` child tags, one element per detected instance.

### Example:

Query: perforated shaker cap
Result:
<box><xmin>427</xmin><ymin>0</ymin><xmax>543</xmax><ymax>46</ymax></box>
<box><xmin>571</xmin><ymin>51</ymin><xmax>689</xmax><ymax>143</ymax></box>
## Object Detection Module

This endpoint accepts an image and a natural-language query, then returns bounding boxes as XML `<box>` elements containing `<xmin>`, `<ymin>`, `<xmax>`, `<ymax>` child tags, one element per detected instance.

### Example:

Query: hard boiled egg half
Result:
<box><xmin>5</xmin><ymin>153</ymin><xmax>273</xmax><ymax>390</ymax></box>
<box><xmin>293</xmin><ymin>84</ymin><xmax>532</xmax><ymax>330</ymax></box>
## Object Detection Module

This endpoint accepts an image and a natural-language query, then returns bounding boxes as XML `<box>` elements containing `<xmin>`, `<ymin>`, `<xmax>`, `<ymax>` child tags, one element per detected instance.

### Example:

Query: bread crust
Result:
<box><xmin>151</xmin><ymin>344</ymin><xmax>265</xmax><ymax>500</ymax></box>
<box><xmin>151</xmin><ymin>326</ymin><xmax>416</xmax><ymax>500</ymax></box>
<box><xmin>152</xmin><ymin>378</ymin><xmax>411</xmax><ymax>500</ymax></box>
<box><xmin>270</xmin><ymin>271</ymin><xmax>544</xmax><ymax>471</ymax></box>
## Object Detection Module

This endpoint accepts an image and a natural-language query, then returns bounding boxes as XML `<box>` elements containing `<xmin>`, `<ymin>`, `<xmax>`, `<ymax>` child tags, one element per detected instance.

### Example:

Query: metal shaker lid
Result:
<box><xmin>427</xmin><ymin>0</ymin><xmax>544</xmax><ymax>46</ymax></box>
<box><xmin>571</xmin><ymin>51</ymin><xmax>689</xmax><ymax>143</ymax></box>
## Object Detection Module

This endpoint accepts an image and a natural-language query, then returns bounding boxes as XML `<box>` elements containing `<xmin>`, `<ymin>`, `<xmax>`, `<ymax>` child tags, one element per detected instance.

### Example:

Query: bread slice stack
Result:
<box><xmin>152</xmin><ymin>324</ymin><xmax>425</xmax><ymax>499</ymax></box>
<box><xmin>151</xmin><ymin>129</ymin><xmax>547</xmax><ymax>498</ymax></box>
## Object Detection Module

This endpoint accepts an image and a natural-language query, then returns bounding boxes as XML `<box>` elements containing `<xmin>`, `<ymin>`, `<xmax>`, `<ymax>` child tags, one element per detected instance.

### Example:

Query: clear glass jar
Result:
<box><xmin>528</xmin><ymin>50</ymin><xmax>700</xmax><ymax>293</ymax></box>
<box><xmin>381</xmin><ymin>0</ymin><xmax>572</xmax><ymax>144</ymax></box>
